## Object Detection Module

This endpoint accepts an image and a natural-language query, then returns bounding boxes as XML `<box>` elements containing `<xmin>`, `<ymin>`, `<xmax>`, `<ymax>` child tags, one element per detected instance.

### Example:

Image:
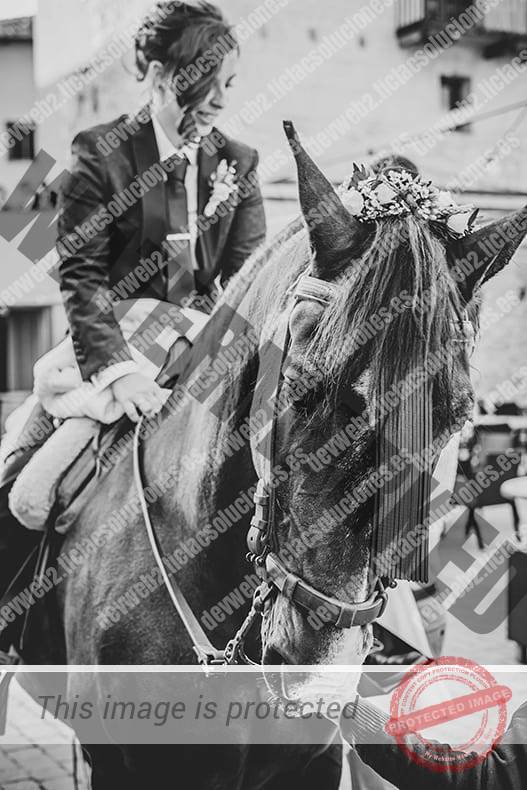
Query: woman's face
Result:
<box><xmin>152</xmin><ymin>48</ymin><xmax>238</xmax><ymax>143</ymax></box>
<box><xmin>191</xmin><ymin>48</ymin><xmax>238</xmax><ymax>137</ymax></box>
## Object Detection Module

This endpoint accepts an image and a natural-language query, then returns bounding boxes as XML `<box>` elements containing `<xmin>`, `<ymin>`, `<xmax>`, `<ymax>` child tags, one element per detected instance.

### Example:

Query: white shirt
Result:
<box><xmin>152</xmin><ymin>114</ymin><xmax>200</xmax><ymax>268</ymax></box>
<box><xmin>91</xmin><ymin>117</ymin><xmax>202</xmax><ymax>390</ymax></box>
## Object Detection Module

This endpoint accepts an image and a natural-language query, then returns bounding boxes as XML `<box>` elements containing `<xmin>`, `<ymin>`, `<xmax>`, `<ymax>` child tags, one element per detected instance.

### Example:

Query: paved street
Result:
<box><xmin>0</xmin><ymin>682</ymin><xmax>90</xmax><ymax>789</ymax></box>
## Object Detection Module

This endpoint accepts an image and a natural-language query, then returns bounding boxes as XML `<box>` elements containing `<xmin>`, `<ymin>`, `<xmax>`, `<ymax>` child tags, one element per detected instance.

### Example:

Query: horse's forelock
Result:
<box><xmin>304</xmin><ymin>215</ymin><xmax>466</xmax><ymax>428</ymax></box>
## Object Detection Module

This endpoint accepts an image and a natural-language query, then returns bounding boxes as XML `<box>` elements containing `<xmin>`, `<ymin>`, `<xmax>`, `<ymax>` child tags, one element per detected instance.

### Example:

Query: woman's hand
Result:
<box><xmin>111</xmin><ymin>373</ymin><xmax>165</xmax><ymax>422</ymax></box>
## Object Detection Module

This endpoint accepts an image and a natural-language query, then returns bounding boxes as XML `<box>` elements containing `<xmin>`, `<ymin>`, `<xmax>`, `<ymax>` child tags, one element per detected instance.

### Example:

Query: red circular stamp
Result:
<box><xmin>385</xmin><ymin>656</ymin><xmax>511</xmax><ymax>772</ymax></box>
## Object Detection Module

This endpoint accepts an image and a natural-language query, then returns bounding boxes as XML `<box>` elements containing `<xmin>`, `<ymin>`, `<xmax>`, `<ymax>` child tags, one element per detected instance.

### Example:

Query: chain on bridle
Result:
<box><xmin>133</xmin><ymin>273</ymin><xmax>390</xmax><ymax>666</ymax></box>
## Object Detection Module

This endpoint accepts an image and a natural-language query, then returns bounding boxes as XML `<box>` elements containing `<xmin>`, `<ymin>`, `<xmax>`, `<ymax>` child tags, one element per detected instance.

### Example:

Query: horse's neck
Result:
<box><xmin>146</xmin><ymin>281</ymin><xmax>265</xmax><ymax>555</ymax></box>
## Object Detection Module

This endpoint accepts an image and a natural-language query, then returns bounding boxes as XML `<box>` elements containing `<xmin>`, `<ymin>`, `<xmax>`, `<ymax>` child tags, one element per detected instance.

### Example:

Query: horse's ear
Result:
<box><xmin>448</xmin><ymin>205</ymin><xmax>527</xmax><ymax>302</ymax></box>
<box><xmin>283</xmin><ymin>120</ymin><xmax>366</xmax><ymax>276</ymax></box>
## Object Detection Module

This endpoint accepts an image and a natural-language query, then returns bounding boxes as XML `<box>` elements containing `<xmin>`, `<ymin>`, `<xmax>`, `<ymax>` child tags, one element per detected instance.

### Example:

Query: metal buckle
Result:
<box><xmin>193</xmin><ymin>645</ymin><xmax>225</xmax><ymax>666</ymax></box>
<box><xmin>247</xmin><ymin>479</ymin><xmax>270</xmax><ymax>556</ymax></box>
<box><xmin>252</xmin><ymin>581</ymin><xmax>275</xmax><ymax>612</ymax></box>
<box><xmin>247</xmin><ymin>524</ymin><xmax>268</xmax><ymax>556</ymax></box>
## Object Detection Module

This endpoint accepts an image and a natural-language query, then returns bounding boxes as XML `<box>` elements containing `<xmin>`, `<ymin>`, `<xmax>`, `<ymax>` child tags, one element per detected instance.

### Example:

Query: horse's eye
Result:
<box><xmin>283</xmin><ymin>376</ymin><xmax>322</xmax><ymax>412</ymax></box>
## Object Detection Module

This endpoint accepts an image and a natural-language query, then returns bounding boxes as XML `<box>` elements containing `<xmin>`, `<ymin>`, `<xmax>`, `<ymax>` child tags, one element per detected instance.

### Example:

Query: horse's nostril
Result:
<box><xmin>262</xmin><ymin>647</ymin><xmax>294</xmax><ymax>701</ymax></box>
<box><xmin>263</xmin><ymin>646</ymin><xmax>287</xmax><ymax>665</ymax></box>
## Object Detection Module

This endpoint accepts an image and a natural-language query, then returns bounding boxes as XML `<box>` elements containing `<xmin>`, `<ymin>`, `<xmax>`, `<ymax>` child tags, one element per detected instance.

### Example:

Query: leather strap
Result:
<box><xmin>134</xmin><ymin>268</ymin><xmax>390</xmax><ymax>665</ymax></box>
<box><xmin>248</xmin><ymin>310</ymin><xmax>291</xmax><ymax>554</ymax></box>
<box><xmin>133</xmin><ymin>418</ymin><xmax>224</xmax><ymax>665</ymax></box>
<box><xmin>265</xmin><ymin>553</ymin><xmax>387</xmax><ymax>628</ymax></box>
<box><xmin>293</xmin><ymin>274</ymin><xmax>339</xmax><ymax>305</ymax></box>
<box><xmin>247</xmin><ymin>271</ymin><xmax>389</xmax><ymax>627</ymax></box>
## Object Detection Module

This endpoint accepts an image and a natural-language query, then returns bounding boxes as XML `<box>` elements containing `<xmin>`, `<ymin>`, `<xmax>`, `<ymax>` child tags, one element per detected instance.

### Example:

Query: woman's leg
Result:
<box><xmin>0</xmin><ymin>400</ymin><xmax>55</xmax><ymax>477</ymax></box>
<box><xmin>8</xmin><ymin>417</ymin><xmax>99</xmax><ymax>531</ymax></box>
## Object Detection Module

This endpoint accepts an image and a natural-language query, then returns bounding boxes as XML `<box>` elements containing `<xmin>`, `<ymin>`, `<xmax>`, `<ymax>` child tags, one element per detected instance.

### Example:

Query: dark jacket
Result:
<box><xmin>347</xmin><ymin>697</ymin><xmax>527</xmax><ymax>788</ymax></box>
<box><xmin>57</xmin><ymin>108</ymin><xmax>266</xmax><ymax>381</ymax></box>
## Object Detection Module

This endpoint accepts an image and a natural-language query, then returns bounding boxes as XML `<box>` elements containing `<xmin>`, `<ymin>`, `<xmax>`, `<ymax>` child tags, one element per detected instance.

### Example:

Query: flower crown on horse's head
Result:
<box><xmin>337</xmin><ymin>164</ymin><xmax>478</xmax><ymax>237</ymax></box>
<box><xmin>282</xmin><ymin>117</ymin><xmax>527</xmax><ymax>583</ymax></box>
<box><xmin>282</xmin><ymin>119</ymin><xmax>527</xmax><ymax>303</ymax></box>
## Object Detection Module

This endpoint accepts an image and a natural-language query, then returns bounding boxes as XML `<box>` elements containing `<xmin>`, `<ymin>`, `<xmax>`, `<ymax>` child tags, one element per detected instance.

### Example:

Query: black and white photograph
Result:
<box><xmin>1</xmin><ymin>0</ymin><xmax>527</xmax><ymax>787</ymax></box>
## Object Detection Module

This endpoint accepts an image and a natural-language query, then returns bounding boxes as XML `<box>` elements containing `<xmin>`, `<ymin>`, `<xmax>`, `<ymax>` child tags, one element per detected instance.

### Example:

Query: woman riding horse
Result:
<box><xmin>18</xmin><ymin>121</ymin><xmax>519</xmax><ymax>789</ymax></box>
<box><xmin>5</xmin><ymin>0</ymin><xmax>266</xmax><ymax>530</ymax></box>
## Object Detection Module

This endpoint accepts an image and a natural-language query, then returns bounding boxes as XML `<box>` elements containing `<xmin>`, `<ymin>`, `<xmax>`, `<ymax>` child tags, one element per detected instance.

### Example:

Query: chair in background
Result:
<box><xmin>501</xmin><ymin>476</ymin><xmax>527</xmax><ymax>537</ymax></box>
<box><xmin>452</xmin><ymin>423</ymin><xmax>521</xmax><ymax>549</ymax></box>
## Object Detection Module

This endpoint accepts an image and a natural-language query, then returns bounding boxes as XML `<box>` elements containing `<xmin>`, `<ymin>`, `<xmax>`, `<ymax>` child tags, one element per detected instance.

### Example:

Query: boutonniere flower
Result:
<box><xmin>204</xmin><ymin>159</ymin><xmax>238</xmax><ymax>218</ymax></box>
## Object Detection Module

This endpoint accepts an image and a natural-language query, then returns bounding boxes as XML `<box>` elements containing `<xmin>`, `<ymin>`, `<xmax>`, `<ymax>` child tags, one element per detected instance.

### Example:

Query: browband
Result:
<box><xmin>293</xmin><ymin>274</ymin><xmax>339</xmax><ymax>305</ymax></box>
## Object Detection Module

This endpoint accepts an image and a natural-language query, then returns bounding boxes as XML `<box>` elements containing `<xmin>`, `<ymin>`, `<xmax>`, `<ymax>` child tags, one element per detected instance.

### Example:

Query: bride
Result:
<box><xmin>3</xmin><ymin>0</ymin><xmax>266</xmax><ymax>529</ymax></box>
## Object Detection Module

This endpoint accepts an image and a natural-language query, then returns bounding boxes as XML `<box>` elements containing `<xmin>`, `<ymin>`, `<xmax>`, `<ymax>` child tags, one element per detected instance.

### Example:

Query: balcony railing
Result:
<box><xmin>396</xmin><ymin>0</ymin><xmax>527</xmax><ymax>55</ymax></box>
<box><xmin>0</xmin><ymin>17</ymin><xmax>32</xmax><ymax>42</ymax></box>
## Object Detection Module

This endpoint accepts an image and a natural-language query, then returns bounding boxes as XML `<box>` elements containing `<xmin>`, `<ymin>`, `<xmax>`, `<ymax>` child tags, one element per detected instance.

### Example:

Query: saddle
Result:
<box><xmin>3</xmin><ymin>348</ymin><xmax>183</xmax><ymax>534</ymax></box>
<box><xmin>0</xmin><ymin>413</ymin><xmax>132</xmax><ymax>680</ymax></box>
<box><xmin>52</xmin><ymin>352</ymin><xmax>183</xmax><ymax>520</ymax></box>
<box><xmin>54</xmin><ymin>415</ymin><xmax>133</xmax><ymax>530</ymax></box>
<box><xmin>0</xmin><ymin>410</ymin><xmax>132</xmax><ymax>577</ymax></box>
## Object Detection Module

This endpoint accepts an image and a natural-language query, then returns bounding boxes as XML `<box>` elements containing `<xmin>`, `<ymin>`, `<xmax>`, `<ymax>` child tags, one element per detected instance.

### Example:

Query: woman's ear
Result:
<box><xmin>145</xmin><ymin>59</ymin><xmax>165</xmax><ymax>92</ymax></box>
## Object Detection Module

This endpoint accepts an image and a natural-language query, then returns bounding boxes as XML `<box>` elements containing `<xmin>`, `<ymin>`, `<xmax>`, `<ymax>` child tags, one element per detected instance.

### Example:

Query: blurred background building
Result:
<box><xmin>1</xmin><ymin>0</ymin><xmax>527</xmax><ymax>425</ymax></box>
<box><xmin>0</xmin><ymin>1</ymin><xmax>66</xmax><ymax>421</ymax></box>
<box><xmin>0</xmin><ymin>14</ymin><xmax>35</xmax><ymax>201</ymax></box>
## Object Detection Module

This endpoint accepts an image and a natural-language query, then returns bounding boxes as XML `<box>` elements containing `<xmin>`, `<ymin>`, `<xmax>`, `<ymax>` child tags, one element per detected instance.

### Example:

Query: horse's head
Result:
<box><xmin>249</xmin><ymin>122</ymin><xmax>527</xmax><ymax>701</ymax></box>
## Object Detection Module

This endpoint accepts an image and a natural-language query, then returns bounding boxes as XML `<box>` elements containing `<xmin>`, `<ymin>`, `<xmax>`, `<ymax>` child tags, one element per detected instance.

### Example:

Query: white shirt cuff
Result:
<box><xmin>91</xmin><ymin>361</ymin><xmax>139</xmax><ymax>391</ymax></box>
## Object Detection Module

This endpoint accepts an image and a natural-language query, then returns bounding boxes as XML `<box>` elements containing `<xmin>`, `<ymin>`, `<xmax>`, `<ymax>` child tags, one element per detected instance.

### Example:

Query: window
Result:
<box><xmin>0</xmin><ymin>313</ymin><xmax>7</xmax><ymax>392</ymax></box>
<box><xmin>428</xmin><ymin>0</ymin><xmax>473</xmax><ymax>22</ymax></box>
<box><xmin>6</xmin><ymin>121</ymin><xmax>35</xmax><ymax>160</ymax></box>
<box><xmin>440</xmin><ymin>75</ymin><xmax>472</xmax><ymax>132</ymax></box>
<box><xmin>6</xmin><ymin>307</ymin><xmax>52</xmax><ymax>391</ymax></box>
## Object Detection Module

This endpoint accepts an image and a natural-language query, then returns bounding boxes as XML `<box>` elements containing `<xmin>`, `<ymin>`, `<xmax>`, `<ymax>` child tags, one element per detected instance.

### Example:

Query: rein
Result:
<box><xmin>133</xmin><ymin>273</ymin><xmax>389</xmax><ymax>666</ymax></box>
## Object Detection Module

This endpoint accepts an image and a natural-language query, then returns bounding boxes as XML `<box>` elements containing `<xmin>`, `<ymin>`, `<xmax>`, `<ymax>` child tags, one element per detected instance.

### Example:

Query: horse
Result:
<box><xmin>17</xmin><ymin>121</ymin><xmax>527</xmax><ymax>788</ymax></box>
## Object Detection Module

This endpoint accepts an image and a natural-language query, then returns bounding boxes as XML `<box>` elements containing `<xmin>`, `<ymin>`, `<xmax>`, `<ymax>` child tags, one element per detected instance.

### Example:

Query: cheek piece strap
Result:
<box><xmin>247</xmin><ymin>273</ymin><xmax>389</xmax><ymax>631</ymax></box>
<box><xmin>133</xmin><ymin>273</ymin><xmax>391</xmax><ymax>667</ymax></box>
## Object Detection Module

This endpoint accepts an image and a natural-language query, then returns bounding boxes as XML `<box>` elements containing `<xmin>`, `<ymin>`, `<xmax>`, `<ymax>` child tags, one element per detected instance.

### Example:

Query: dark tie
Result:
<box><xmin>164</xmin><ymin>154</ymin><xmax>194</xmax><ymax>304</ymax></box>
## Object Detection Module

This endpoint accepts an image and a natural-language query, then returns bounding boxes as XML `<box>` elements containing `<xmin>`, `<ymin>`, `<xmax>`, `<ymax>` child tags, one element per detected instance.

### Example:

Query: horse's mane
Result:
<box><xmin>177</xmin><ymin>216</ymin><xmax>309</xmax><ymax>386</ymax></box>
<box><xmin>166</xmin><ymin>218</ymin><xmax>313</xmax><ymax>495</ymax></box>
<box><xmin>162</xmin><ymin>218</ymin><xmax>311</xmax><ymax>462</ymax></box>
<box><xmin>174</xmin><ymin>209</ymin><xmax>467</xmax><ymax>443</ymax></box>
<box><xmin>214</xmin><ymin>216</ymin><xmax>307</xmax><ymax>320</ymax></box>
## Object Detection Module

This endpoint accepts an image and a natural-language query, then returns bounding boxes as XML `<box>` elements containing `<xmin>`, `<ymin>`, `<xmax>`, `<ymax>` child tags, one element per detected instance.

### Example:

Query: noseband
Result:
<box><xmin>133</xmin><ymin>273</ymin><xmax>389</xmax><ymax>666</ymax></box>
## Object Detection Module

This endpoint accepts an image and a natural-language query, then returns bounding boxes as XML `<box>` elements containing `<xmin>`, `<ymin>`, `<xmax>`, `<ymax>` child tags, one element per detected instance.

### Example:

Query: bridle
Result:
<box><xmin>133</xmin><ymin>273</ymin><xmax>390</xmax><ymax>666</ymax></box>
